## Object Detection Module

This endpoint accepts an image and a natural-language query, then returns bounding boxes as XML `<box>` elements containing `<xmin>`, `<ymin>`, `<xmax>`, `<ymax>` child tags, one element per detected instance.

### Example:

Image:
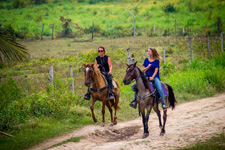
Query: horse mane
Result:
<box><xmin>136</xmin><ymin>66</ymin><xmax>152</xmax><ymax>92</ymax></box>
<box><xmin>93</xmin><ymin>65</ymin><xmax>101</xmax><ymax>78</ymax></box>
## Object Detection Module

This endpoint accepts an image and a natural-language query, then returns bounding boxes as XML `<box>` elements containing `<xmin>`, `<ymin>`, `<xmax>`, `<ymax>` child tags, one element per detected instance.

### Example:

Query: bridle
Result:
<box><xmin>85</xmin><ymin>66</ymin><xmax>98</xmax><ymax>86</ymax></box>
<box><xmin>127</xmin><ymin>67</ymin><xmax>140</xmax><ymax>82</ymax></box>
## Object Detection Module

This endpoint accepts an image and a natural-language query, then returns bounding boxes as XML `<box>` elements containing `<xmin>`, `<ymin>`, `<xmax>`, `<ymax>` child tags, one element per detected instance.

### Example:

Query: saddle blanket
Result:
<box><xmin>149</xmin><ymin>82</ymin><xmax>168</xmax><ymax>96</ymax></box>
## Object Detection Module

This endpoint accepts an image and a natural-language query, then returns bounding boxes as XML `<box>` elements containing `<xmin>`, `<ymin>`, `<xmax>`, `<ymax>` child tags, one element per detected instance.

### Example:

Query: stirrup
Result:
<box><xmin>162</xmin><ymin>103</ymin><xmax>168</xmax><ymax>109</ymax></box>
<box><xmin>84</xmin><ymin>93</ymin><xmax>90</xmax><ymax>100</ymax></box>
<box><xmin>129</xmin><ymin>100</ymin><xmax>137</xmax><ymax>109</ymax></box>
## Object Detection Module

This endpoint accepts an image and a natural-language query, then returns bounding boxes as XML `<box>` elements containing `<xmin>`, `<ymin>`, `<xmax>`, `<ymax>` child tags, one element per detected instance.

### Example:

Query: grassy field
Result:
<box><xmin>0</xmin><ymin>0</ymin><xmax>225</xmax><ymax>39</ymax></box>
<box><xmin>0</xmin><ymin>0</ymin><xmax>225</xmax><ymax>149</ymax></box>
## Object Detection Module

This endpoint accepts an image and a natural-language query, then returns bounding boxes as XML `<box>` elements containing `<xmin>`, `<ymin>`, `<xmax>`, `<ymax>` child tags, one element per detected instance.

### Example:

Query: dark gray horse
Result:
<box><xmin>123</xmin><ymin>62</ymin><xmax>176</xmax><ymax>138</ymax></box>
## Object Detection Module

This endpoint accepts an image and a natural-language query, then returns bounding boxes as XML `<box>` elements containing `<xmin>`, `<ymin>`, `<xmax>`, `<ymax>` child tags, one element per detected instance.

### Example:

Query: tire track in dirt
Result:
<box><xmin>30</xmin><ymin>93</ymin><xmax>225</xmax><ymax>150</ymax></box>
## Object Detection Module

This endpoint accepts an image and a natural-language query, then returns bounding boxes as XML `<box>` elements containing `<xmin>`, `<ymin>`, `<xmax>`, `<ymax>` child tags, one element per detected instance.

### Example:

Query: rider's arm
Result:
<box><xmin>151</xmin><ymin>68</ymin><xmax>158</xmax><ymax>79</ymax></box>
<box><xmin>95</xmin><ymin>59</ymin><xmax>99</xmax><ymax>67</ymax></box>
<box><xmin>108</xmin><ymin>57</ymin><xmax>112</xmax><ymax>75</ymax></box>
<box><xmin>142</xmin><ymin>65</ymin><xmax>151</xmax><ymax>72</ymax></box>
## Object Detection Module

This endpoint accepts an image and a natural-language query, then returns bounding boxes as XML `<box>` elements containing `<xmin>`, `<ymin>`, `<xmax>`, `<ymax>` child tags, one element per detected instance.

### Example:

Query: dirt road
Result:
<box><xmin>30</xmin><ymin>93</ymin><xmax>225</xmax><ymax>150</ymax></box>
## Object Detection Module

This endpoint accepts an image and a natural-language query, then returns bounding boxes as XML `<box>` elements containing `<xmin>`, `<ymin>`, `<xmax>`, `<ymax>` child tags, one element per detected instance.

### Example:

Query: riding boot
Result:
<box><xmin>107</xmin><ymin>75</ymin><xmax>115</xmax><ymax>101</ymax></box>
<box><xmin>83</xmin><ymin>88</ymin><xmax>91</xmax><ymax>100</ymax></box>
<box><xmin>162</xmin><ymin>103</ymin><xmax>168</xmax><ymax>109</ymax></box>
<box><xmin>129</xmin><ymin>91</ymin><xmax>137</xmax><ymax>109</ymax></box>
<box><xmin>129</xmin><ymin>99</ymin><xmax>137</xmax><ymax>109</ymax></box>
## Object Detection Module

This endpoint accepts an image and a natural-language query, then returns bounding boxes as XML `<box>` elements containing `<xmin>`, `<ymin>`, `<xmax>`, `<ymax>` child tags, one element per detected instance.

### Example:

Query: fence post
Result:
<box><xmin>69</xmin><ymin>65</ymin><xmax>74</xmax><ymax>94</ymax></box>
<box><xmin>133</xmin><ymin>20</ymin><xmax>136</xmax><ymax>38</ymax></box>
<box><xmin>221</xmin><ymin>31</ymin><xmax>224</xmax><ymax>51</ymax></box>
<box><xmin>131</xmin><ymin>54</ymin><xmax>135</xmax><ymax>64</ymax></box>
<box><xmin>127</xmin><ymin>48</ymin><xmax>131</xmax><ymax>65</ymax></box>
<box><xmin>92</xmin><ymin>22</ymin><xmax>94</xmax><ymax>39</ymax></box>
<box><xmin>207</xmin><ymin>33</ymin><xmax>210</xmax><ymax>57</ymax></box>
<box><xmin>163</xmin><ymin>48</ymin><xmax>166</xmax><ymax>64</ymax></box>
<box><xmin>52</xmin><ymin>24</ymin><xmax>54</xmax><ymax>40</ymax></box>
<box><xmin>49</xmin><ymin>65</ymin><xmax>54</xmax><ymax>84</ymax></box>
<box><xmin>175</xmin><ymin>19</ymin><xmax>176</xmax><ymax>37</ymax></box>
<box><xmin>188</xmin><ymin>37</ymin><xmax>193</xmax><ymax>61</ymax></box>
<box><xmin>182</xmin><ymin>25</ymin><xmax>185</xmax><ymax>35</ymax></box>
<box><xmin>153</xmin><ymin>25</ymin><xmax>155</xmax><ymax>34</ymax></box>
<box><xmin>41</xmin><ymin>24</ymin><xmax>44</xmax><ymax>40</ymax></box>
<box><xmin>25</xmin><ymin>75</ymin><xmax>28</xmax><ymax>96</ymax></box>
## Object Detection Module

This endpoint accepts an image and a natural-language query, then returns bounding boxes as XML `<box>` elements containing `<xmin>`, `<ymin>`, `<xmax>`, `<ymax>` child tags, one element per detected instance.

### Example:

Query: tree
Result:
<box><xmin>0</xmin><ymin>29</ymin><xmax>30</xmax><ymax>65</ymax></box>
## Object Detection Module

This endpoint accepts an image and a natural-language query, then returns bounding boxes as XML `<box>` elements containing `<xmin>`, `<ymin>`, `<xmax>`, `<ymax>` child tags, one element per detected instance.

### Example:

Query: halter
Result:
<box><xmin>128</xmin><ymin>67</ymin><xmax>140</xmax><ymax>82</ymax></box>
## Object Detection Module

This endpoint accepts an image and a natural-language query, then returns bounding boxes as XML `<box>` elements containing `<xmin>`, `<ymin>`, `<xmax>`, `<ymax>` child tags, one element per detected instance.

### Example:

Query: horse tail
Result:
<box><xmin>166</xmin><ymin>84</ymin><xmax>177</xmax><ymax>110</ymax></box>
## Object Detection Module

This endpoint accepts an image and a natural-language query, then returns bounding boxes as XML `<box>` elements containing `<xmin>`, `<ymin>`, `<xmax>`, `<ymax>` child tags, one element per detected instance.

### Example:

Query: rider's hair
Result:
<box><xmin>149</xmin><ymin>47</ymin><xmax>160</xmax><ymax>61</ymax></box>
<box><xmin>98</xmin><ymin>46</ymin><xmax>105</xmax><ymax>54</ymax></box>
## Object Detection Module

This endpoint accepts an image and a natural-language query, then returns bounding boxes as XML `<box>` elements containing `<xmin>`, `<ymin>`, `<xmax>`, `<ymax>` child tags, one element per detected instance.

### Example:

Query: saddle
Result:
<box><xmin>149</xmin><ymin>81</ymin><xmax>168</xmax><ymax>96</ymax></box>
<box><xmin>100</xmin><ymin>73</ymin><xmax>117</xmax><ymax>89</ymax></box>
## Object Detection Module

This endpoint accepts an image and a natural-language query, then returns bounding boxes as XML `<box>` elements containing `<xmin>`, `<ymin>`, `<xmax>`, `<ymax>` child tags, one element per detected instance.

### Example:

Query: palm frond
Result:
<box><xmin>0</xmin><ymin>30</ymin><xmax>30</xmax><ymax>64</ymax></box>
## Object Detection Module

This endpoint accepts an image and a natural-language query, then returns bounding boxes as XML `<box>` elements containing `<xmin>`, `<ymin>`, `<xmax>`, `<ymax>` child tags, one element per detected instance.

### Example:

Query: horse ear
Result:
<box><xmin>134</xmin><ymin>61</ymin><xmax>137</xmax><ymax>67</ymax></box>
<box><xmin>90</xmin><ymin>63</ymin><xmax>94</xmax><ymax>67</ymax></box>
<box><xmin>82</xmin><ymin>63</ymin><xmax>86</xmax><ymax>67</ymax></box>
<box><xmin>126</xmin><ymin>63</ymin><xmax>129</xmax><ymax>66</ymax></box>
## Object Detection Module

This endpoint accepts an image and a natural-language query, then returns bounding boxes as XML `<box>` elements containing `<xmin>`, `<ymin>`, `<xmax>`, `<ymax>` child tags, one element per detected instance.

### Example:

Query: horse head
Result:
<box><xmin>123</xmin><ymin>62</ymin><xmax>138</xmax><ymax>85</ymax></box>
<box><xmin>83</xmin><ymin>63</ymin><xmax>95</xmax><ymax>87</ymax></box>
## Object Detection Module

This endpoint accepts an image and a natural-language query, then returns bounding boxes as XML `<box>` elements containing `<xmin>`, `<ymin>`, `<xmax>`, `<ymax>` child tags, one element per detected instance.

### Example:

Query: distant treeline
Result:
<box><xmin>0</xmin><ymin>0</ymin><xmax>122</xmax><ymax>9</ymax></box>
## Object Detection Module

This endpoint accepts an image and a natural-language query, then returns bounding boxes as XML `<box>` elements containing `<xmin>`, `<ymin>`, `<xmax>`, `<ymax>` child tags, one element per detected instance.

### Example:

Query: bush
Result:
<box><xmin>12</xmin><ymin>0</ymin><xmax>30</xmax><ymax>8</ymax></box>
<box><xmin>162</xmin><ymin>3</ymin><xmax>177</xmax><ymax>13</ymax></box>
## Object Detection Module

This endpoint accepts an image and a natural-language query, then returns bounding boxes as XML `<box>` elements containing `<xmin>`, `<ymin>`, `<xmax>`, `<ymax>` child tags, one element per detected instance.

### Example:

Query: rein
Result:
<box><xmin>128</xmin><ymin>68</ymin><xmax>141</xmax><ymax>82</ymax></box>
<box><xmin>87</xmin><ymin>68</ymin><xmax>109</xmax><ymax>92</ymax></box>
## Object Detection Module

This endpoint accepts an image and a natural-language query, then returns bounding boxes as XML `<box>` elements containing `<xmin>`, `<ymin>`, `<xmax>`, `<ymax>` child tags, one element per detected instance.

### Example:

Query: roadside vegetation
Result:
<box><xmin>0</xmin><ymin>0</ymin><xmax>225</xmax><ymax>150</ymax></box>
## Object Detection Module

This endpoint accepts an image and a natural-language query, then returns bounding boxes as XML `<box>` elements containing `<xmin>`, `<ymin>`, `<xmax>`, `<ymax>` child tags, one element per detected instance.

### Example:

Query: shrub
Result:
<box><xmin>162</xmin><ymin>3</ymin><xmax>177</xmax><ymax>13</ymax></box>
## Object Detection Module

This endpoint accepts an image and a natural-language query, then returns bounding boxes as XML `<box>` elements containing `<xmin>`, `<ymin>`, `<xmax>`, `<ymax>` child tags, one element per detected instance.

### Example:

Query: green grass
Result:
<box><xmin>177</xmin><ymin>133</ymin><xmax>225</xmax><ymax>150</ymax></box>
<box><xmin>0</xmin><ymin>0</ymin><xmax>225</xmax><ymax>39</ymax></box>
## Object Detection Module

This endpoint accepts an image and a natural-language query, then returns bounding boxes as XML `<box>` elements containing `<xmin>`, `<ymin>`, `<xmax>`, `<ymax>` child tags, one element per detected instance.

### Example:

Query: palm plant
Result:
<box><xmin>0</xmin><ymin>29</ymin><xmax>30</xmax><ymax>65</ymax></box>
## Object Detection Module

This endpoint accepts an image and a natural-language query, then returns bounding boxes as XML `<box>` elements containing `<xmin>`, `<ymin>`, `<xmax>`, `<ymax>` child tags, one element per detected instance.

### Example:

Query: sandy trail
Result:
<box><xmin>30</xmin><ymin>93</ymin><xmax>225</xmax><ymax>150</ymax></box>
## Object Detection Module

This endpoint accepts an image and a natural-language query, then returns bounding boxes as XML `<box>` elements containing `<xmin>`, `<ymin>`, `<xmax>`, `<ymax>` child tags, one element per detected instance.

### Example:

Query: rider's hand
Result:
<box><xmin>108</xmin><ymin>71</ymin><xmax>112</xmax><ymax>75</ymax></box>
<box><xmin>147</xmin><ymin>64</ymin><xmax>151</xmax><ymax>68</ymax></box>
<box><xmin>149</xmin><ymin>77</ymin><xmax>153</xmax><ymax>81</ymax></box>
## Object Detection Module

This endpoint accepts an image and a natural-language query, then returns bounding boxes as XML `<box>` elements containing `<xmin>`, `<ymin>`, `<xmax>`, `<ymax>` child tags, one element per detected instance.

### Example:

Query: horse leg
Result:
<box><xmin>106</xmin><ymin>100</ymin><xmax>113</xmax><ymax>126</ymax></box>
<box><xmin>100</xmin><ymin>101</ymin><xmax>106</xmax><ymax>127</ymax></box>
<box><xmin>90</xmin><ymin>98</ymin><xmax>97</xmax><ymax>123</ymax></box>
<box><xmin>141</xmin><ymin>110</ymin><xmax>149</xmax><ymax>139</ymax></box>
<box><xmin>113</xmin><ymin>95</ymin><xmax>119</xmax><ymax>125</ymax></box>
<box><xmin>160</xmin><ymin>109</ymin><xmax>167</xmax><ymax>136</ymax></box>
<box><xmin>153</xmin><ymin>104</ymin><xmax>163</xmax><ymax>132</ymax></box>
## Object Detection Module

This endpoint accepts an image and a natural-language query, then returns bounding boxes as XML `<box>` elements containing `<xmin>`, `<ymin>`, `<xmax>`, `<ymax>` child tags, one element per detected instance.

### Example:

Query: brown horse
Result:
<box><xmin>83</xmin><ymin>63</ymin><xmax>120</xmax><ymax>127</ymax></box>
<box><xmin>123</xmin><ymin>62</ymin><xmax>176</xmax><ymax>138</ymax></box>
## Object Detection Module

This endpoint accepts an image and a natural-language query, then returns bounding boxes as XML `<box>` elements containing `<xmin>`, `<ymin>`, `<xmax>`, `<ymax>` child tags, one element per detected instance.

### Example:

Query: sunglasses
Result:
<box><xmin>98</xmin><ymin>50</ymin><xmax>104</xmax><ymax>52</ymax></box>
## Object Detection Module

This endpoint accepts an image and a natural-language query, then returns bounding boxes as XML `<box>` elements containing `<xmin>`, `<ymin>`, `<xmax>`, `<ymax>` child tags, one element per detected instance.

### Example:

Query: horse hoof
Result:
<box><xmin>142</xmin><ymin>133</ymin><xmax>149</xmax><ymax>139</ymax></box>
<box><xmin>160</xmin><ymin>132</ymin><xmax>165</xmax><ymax>136</ymax></box>
<box><xmin>100</xmin><ymin>124</ymin><xmax>104</xmax><ymax>127</ymax></box>
<box><xmin>113</xmin><ymin>122</ymin><xmax>117</xmax><ymax>125</ymax></box>
<box><xmin>109</xmin><ymin>123</ymin><xmax>113</xmax><ymax>126</ymax></box>
<box><xmin>94</xmin><ymin>119</ymin><xmax>97</xmax><ymax>123</ymax></box>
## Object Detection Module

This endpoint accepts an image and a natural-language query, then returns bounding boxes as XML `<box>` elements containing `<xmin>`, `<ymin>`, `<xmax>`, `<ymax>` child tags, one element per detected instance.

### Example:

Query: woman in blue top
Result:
<box><xmin>130</xmin><ymin>47</ymin><xmax>168</xmax><ymax>109</ymax></box>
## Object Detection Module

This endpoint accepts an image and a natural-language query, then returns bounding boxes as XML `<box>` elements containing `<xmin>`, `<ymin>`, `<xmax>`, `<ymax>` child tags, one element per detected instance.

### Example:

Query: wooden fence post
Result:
<box><xmin>182</xmin><ymin>25</ymin><xmax>185</xmax><ymax>35</ymax></box>
<box><xmin>133</xmin><ymin>20</ymin><xmax>136</xmax><ymax>38</ymax></box>
<box><xmin>41</xmin><ymin>24</ymin><xmax>44</xmax><ymax>40</ymax></box>
<box><xmin>163</xmin><ymin>48</ymin><xmax>166</xmax><ymax>64</ymax></box>
<box><xmin>175</xmin><ymin>19</ymin><xmax>176</xmax><ymax>37</ymax></box>
<box><xmin>153</xmin><ymin>25</ymin><xmax>155</xmax><ymax>34</ymax></box>
<box><xmin>127</xmin><ymin>48</ymin><xmax>131</xmax><ymax>65</ymax></box>
<box><xmin>188</xmin><ymin>37</ymin><xmax>193</xmax><ymax>61</ymax></box>
<box><xmin>207</xmin><ymin>33</ymin><xmax>210</xmax><ymax>57</ymax></box>
<box><xmin>25</xmin><ymin>75</ymin><xmax>28</xmax><ymax>95</ymax></box>
<box><xmin>92</xmin><ymin>22</ymin><xmax>94</xmax><ymax>39</ymax></box>
<box><xmin>49</xmin><ymin>65</ymin><xmax>54</xmax><ymax>84</ymax></box>
<box><xmin>52</xmin><ymin>24</ymin><xmax>54</xmax><ymax>40</ymax></box>
<box><xmin>131</xmin><ymin>54</ymin><xmax>135</xmax><ymax>64</ymax></box>
<box><xmin>69</xmin><ymin>65</ymin><xmax>74</xmax><ymax>94</ymax></box>
<box><xmin>221</xmin><ymin>31</ymin><xmax>224</xmax><ymax>51</ymax></box>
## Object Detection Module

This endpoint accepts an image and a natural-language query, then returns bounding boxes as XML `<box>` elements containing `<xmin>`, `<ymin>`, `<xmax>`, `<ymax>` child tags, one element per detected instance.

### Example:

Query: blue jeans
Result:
<box><xmin>153</xmin><ymin>77</ymin><xmax>165</xmax><ymax>103</ymax></box>
<box><xmin>133</xmin><ymin>77</ymin><xmax>165</xmax><ymax>103</ymax></box>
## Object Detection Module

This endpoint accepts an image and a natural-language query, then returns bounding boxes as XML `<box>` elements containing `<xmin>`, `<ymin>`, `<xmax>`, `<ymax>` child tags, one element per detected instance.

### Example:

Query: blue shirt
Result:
<box><xmin>143</xmin><ymin>58</ymin><xmax>160</xmax><ymax>80</ymax></box>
